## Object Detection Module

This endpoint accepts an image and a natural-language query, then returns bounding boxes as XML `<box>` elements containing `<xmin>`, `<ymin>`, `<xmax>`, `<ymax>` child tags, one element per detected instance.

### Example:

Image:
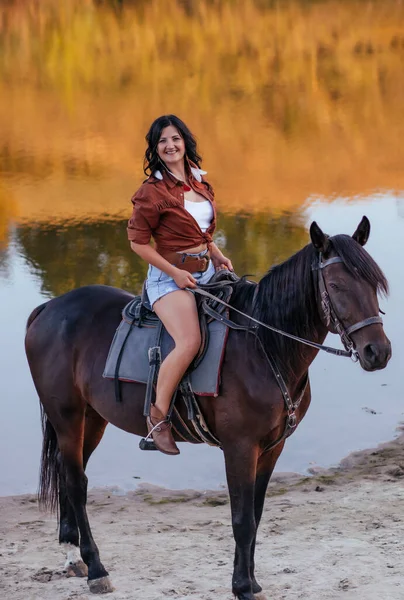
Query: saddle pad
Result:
<box><xmin>103</xmin><ymin>317</ymin><xmax>229</xmax><ymax>397</ymax></box>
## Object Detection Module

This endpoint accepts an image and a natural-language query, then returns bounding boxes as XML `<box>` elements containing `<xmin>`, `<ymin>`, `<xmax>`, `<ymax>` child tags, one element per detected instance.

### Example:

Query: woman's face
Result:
<box><xmin>156</xmin><ymin>125</ymin><xmax>186</xmax><ymax>168</ymax></box>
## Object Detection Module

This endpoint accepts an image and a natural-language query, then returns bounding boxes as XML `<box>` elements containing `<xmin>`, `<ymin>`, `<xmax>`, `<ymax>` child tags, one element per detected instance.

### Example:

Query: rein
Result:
<box><xmin>191</xmin><ymin>286</ymin><xmax>352</xmax><ymax>357</ymax></box>
<box><xmin>189</xmin><ymin>253</ymin><xmax>383</xmax><ymax>361</ymax></box>
<box><xmin>186</xmin><ymin>251</ymin><xmax>383</xmax><ymax>453</ymax></box>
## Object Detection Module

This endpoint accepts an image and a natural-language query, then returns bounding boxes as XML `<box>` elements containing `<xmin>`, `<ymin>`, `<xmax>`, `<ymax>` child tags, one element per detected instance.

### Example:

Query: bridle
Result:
<box><xmin>191</xmin><ymin>250</ymin><xmax>384</xmax><ymax>361</ymax></box>
<box><xmin>312</xmin><ymin>253</ymin><xmax>383</xmax><ymax>362</ymax></box>
<box><xmin>187</xmin><ymin>250</ymin><xmax>385</xmax><ymax>452</ymax></box>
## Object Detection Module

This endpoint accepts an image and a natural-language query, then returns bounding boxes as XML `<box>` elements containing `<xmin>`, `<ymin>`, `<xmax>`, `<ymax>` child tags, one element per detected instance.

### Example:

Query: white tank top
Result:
<box><xmin>184</xmin><ymin>200</ymin><xmax>213</xmax><ymax>232</ymax></box>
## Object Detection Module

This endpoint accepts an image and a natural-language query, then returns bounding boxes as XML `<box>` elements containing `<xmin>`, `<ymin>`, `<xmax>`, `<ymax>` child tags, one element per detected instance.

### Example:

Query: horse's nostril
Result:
<box><xmin>363</xmin><ymin>343</ymin><xmax>378</xmax><ymax>362</ymax></box>
<box><xmin>362</xmin><ymin>342</ymin><xmax>391</xmax><ymax>368</ymax></box>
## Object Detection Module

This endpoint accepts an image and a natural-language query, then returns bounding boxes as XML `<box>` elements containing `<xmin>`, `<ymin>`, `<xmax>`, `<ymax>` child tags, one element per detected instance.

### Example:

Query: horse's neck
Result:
<box><xmin>279</xmin><ymin>318</ymin><xmax>329</xmax><ymax>391</ymax></box>
<box><xmin>242</xmin><ymin>257</ymin><xmax>330</xmax><ymax>385</ymax></box>
<box><xmin>293</xmin><ymin>324</ymin><xmax>328</xmax><ymax>378</ymax></box>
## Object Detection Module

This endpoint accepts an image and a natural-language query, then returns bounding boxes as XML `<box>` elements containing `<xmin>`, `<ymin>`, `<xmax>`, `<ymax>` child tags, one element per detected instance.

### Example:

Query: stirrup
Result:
<box><xmin>139</xmin><ymin>438</ymin><xmax>158</xmax><ymax>451</ymax></box>
<box><xmin>139</xmin><ymin>417</ymin><xmax>169</xmax><ymax>451</ymax></box>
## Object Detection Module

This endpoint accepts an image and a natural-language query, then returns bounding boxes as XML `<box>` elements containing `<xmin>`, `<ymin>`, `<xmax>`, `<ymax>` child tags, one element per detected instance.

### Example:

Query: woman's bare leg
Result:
<box><xmin>146</xmin><ymin>289</ymin><xmax>201</xmax><ymax>454</ymax></box>
<box><xmin>153</xmin><ymin>289</ymin><xmax>201</xmax><ymax>415</ymax></box>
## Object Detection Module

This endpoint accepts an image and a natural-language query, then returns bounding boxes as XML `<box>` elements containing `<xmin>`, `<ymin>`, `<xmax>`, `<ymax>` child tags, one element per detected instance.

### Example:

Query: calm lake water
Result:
<box><xmin>0</xmin><ymin>0</ymin><xmax>403</xmax><ymax>495</ymax></box>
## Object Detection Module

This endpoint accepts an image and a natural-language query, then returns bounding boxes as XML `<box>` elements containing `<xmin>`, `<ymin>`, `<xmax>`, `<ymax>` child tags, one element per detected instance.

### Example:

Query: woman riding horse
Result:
<box><xmin>25</xmin><ymin>216</ymin><xmax>391</xmax><ymax>598</ymax></box>
<box><xmin>127</xmin><ymin>114</ymin><xmax>233</xmax><ymax>455</ymax></box>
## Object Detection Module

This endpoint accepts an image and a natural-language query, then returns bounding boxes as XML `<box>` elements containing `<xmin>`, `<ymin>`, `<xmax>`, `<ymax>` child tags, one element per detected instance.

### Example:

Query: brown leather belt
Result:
<box><xmin>159</xmin><ymin>250</ymin><xmax>210</xmax><ymax>274</ymax></box>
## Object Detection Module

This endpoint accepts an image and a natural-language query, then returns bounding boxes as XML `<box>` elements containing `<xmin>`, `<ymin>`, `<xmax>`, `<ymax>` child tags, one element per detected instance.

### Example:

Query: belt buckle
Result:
<box><xmin>201</xmin><ymin>257</ymin><xmax>209</xmax><ymax>273</ymax></box>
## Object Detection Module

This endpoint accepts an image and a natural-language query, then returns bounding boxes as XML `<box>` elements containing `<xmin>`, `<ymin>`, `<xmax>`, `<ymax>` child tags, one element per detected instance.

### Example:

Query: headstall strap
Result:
<box><xmin>320</xmin><ymin>291</ymin><xmax>331</xmax><ymax>327</ymax></box>
<box><xmin>316</xmin><ymin>252</ymin><xmax>383</xmax><ymax>359</ymax></box>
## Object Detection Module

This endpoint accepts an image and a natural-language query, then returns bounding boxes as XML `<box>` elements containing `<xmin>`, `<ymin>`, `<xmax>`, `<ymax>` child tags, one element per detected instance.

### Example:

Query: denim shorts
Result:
<box><xmin>146</xmin><ymin>250</ymin><xmax>215</xmax><ymax>309</ymax></box>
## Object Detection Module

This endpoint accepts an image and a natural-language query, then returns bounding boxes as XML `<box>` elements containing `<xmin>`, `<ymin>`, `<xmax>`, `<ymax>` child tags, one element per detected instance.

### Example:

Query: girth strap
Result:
<box><xmin>179</xmin><ymin>376</ymin><xmax>221</xmax><ymax>447</ymax></box>
<box><xmin>171</xmin><ymin>406</ymin><xmax>201</xmax><ymax>444</ymax></box>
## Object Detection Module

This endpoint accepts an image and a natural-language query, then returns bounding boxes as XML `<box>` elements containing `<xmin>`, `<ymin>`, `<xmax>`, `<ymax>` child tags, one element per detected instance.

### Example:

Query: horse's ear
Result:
<box><xmin>352</xmin><ymin>215</ymin><xmax>370</xmax><ymax>246</ymax></box>
<box><xmin>310</xmin><ymin>221</ymin><xmax>329</xmax><ymax>253</ymax></box>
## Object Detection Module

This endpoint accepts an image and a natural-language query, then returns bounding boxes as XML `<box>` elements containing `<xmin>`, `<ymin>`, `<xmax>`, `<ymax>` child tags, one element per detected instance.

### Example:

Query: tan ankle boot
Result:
<box><xmin>146</xmin><ymin>405</ymin><xmax>180</xmax><ymax>456</ymax></box>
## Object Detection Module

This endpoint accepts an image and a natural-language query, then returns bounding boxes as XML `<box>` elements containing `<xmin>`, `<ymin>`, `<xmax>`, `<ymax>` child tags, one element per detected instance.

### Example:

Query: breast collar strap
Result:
<box><xmin>313</xmin><ymin>253</ymin><xmax>383</xmax><ymax>361</ymax></box>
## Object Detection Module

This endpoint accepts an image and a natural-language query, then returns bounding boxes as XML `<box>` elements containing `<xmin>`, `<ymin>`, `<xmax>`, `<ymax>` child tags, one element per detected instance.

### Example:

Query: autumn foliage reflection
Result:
<box><xmin>1</xmin><ymin>0</ymin><xmax>404</xmax><ymax>227</ymax></box>
<box><xmin>15</xmin><ymin>213</ymin><xmax>308</xmax><ymax>296</ymax></box>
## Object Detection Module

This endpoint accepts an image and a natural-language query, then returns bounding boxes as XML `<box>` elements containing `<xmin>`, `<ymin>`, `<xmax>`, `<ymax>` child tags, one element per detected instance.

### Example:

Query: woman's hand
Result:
<box><xmin>211</xmin><ymin>253</ymin><xmax>234</xmax><ymax>272</ymax></box>
<box><xmin>209</xmin><ymin>242</ymin><xmax>234</xmax><ymax>272</ymax></box>
<box><xmin>214</xmin><ymin>256</ymin><xmax>234</xmax><ymax>271</ymax></box>
<box><xmin>172</xmin><ymin>268</ymin><xmax>198</xmax><ymax>289</ymax></box>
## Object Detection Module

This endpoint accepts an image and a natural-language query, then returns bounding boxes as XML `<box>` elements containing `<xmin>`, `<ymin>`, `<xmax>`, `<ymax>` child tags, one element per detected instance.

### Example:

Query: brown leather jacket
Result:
<box><xmin>127</xmin><ymin>166</ymin><xmax>216</xmax><ymax>253</ymax></box>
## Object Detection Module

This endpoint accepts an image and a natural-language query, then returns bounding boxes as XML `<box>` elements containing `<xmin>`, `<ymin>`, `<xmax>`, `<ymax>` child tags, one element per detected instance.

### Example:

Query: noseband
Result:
<box><xmin>313</xmin><ymin>254</ymin><xmax>383</xmax><ymax>361</ymax></box>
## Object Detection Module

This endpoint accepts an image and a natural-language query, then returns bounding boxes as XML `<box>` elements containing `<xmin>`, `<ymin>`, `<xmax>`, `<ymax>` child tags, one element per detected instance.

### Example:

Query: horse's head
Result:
<box><xmin>310</xmin><ymin>216</ymin><xmax>391</xmax><ymax>371</ymax></box>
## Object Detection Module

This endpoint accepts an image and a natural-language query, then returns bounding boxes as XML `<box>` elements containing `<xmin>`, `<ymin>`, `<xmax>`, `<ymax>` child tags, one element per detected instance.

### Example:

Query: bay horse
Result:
<box><xmin>25</xmin><ymin>217</ymin><xmax>391</xmax><ymax>599</ymax></box>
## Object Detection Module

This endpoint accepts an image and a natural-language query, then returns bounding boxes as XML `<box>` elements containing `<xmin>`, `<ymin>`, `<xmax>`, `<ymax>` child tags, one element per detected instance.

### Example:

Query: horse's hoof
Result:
<box><xmin>65</xmin><ymin>559</ymin><xmax>88</xmax><ymax>578</ymax></box>
<box><xmin>88</xmin><ymin>576</ymin><xmax>114</xmax><ymax>594</ymax></box>
<box><xmin>254</xmin><ymin>593</ymin><xmax>269</xmax><ymax>600</ymax></box>
<box><xmin>252</xmin><ymin>579</ymin><xmax>263</xmax><ymax>594</ymax></box>
<box><xmin>63</xmin><ymin>546</ymin><xmax>88</xmax><ymax>578</ymax></box>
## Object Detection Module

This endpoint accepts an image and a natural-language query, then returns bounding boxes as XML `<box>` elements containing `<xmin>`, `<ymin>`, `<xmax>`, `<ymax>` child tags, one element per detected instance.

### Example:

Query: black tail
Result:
<box><xmin>27</xmin><ymin>301</ymin><xmax>58</xmax><ymax>510</ymax></box>
<box><xmin>38</xmin><ymin>406</ymin><xmax>60</xmax><ymax>513</ymax></box>
<box><xmin>26</xmin><ymin>302</ymin><xmax>47</xmax><ymax>332</ymax></box>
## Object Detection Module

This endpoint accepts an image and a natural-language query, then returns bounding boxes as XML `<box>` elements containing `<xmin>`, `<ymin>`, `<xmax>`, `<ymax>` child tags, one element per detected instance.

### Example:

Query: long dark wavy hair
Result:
<box><xmin>143</xmin><ymin>114</ymin><xmax>202</xmax><ymax>177</ymax></box>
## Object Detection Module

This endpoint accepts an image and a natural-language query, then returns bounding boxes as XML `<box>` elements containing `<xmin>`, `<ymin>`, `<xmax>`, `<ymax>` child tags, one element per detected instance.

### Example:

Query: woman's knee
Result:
<box><xmin>176</xmin><ymin>331</ymin><xmax>201</xmax><ymax>357</ymax></box>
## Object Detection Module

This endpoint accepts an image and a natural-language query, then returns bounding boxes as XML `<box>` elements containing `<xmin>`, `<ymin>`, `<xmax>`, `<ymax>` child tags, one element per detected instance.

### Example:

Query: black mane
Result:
<box><xmin>232</xmin><ymin>234</ymin><xmax>388</xmax><ymax>380</ymax></box>
<box><xmin>329</xmin><ymin>234</ymin><xmax>389</xmax><ymax>296</ymax></box>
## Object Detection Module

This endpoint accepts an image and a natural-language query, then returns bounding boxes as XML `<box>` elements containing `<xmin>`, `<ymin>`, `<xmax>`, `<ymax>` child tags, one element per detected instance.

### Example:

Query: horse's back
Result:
<box><xmin>25</xmin><ymin>285</ymin><xmax>133</xmax><ymax>363</ymax></box>
<box><xmin>48</xmin><ymin>284</ymin><xmax>132</xmax><ymax>314</ymax></box>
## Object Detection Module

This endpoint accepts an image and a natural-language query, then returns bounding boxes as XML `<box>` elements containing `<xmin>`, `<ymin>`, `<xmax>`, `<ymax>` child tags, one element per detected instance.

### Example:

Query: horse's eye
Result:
<box><xmin>329</xmin><ymin>282</ymin><xmax>339</xmax><ymax>290</ymax></box>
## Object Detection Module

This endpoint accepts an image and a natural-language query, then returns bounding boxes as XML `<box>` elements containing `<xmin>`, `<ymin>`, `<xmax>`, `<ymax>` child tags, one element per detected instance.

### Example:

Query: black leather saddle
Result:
<box><xmin>122</xmin><ymin>269</ymin><xmax>239</xmax><ymax>368</ymax></box>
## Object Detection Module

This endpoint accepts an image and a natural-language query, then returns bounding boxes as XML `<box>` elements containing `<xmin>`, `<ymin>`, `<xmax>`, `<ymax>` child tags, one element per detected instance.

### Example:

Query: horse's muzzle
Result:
<box><xmin>359</xmin><ymin>339</ymin><xmax>392</xmax><ymax>371</ymax></box>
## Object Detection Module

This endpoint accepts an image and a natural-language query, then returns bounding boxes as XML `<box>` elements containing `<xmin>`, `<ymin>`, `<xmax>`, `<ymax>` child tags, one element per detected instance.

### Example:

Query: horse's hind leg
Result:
<box><xmin>55</xmin><ymin>407</ymin><xmax>113</xmax><ymax>594</ymax></box>
<box><xmin>60</xmin><ymin>406</ymin><xmax>107</xmax><ymax>579</ymax></box>
<box><xmin>59</xmin><ymin>462</ymin><xmax>86</xmax><ymax>577</ymax></box>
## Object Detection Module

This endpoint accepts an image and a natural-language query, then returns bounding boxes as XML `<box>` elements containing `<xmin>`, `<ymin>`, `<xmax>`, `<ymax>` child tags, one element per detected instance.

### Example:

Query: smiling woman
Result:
<box><xmin>127</xmin><ymin>114</ymin><xmax>233</xmax><ymax>455</ymax></box>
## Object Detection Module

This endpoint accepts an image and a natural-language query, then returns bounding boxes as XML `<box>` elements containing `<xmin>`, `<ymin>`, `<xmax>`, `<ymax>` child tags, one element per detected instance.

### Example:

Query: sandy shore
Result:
<box><xmin>2</xmin><ymin>432</ymin><xmax>404</xmax><ymax>600</ymax></box>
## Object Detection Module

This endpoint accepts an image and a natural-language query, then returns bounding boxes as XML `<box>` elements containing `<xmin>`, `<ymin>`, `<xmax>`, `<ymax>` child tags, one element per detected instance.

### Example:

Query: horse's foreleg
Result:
<box><xmin>249</xmin><ymin>443</ymin><xmax>286</xmax><ymax>596</ymax></box>
<box><xmin>59</xmin><ymin>406</ymin><xmax>107</xmax><ymax>579</ymax></box>
<box><xmin>223</xmin><ymin>441</ymin><xmax>259</xmax><ymax>600</ymax></box>
<box><xmin>249</xmin><ymin>472</ymin><xmax>270</xmax><ymax>595</ymax></box>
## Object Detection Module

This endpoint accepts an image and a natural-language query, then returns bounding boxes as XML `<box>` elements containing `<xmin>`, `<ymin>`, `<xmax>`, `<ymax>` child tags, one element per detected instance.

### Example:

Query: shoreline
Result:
<box><xmin>2</xmin><ymin>431</ymin><xmax>404</xmax><ymax>599</ymax></box>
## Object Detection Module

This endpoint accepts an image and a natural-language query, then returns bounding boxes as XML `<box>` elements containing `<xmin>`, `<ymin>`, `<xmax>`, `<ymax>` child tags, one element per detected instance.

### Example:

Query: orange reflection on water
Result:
<box><xmin>1</xmin><ymin>0</ymin><xmax>404</xmax><ymax>233</ymax></box>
